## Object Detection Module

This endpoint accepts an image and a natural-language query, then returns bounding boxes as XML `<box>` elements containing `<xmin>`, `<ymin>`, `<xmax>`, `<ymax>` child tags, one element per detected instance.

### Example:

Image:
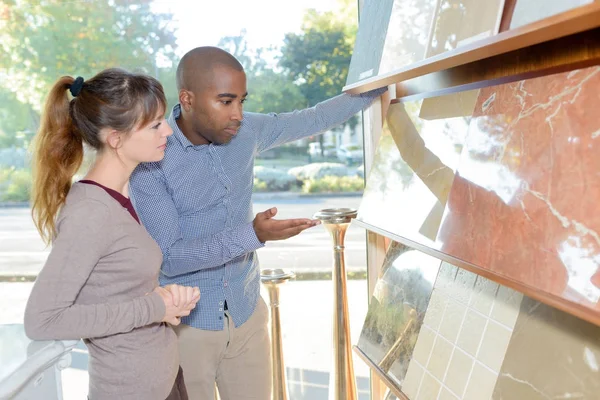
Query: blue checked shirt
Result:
<box><xmin>129</xmin><ymin>89</ymin><xmax>385</xmax><ymax>330</ymax></box>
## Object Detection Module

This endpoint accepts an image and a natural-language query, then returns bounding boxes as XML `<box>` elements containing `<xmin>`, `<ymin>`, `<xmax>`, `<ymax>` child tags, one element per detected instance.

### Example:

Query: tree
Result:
<box><xmin>279</xmin><ymin>9</ymin><xmax>356</xmax><ymax>107</ymax></box>
<box><xmin>0</xmin><ymin>0</ymin><xmax>178</xmax><ymax>145</ymax></box>
<box><xmin>245</xmin><ymin>69</ymin><xmax>306</xmax><ymax>114</ymax></box>
<box><xmin>218</xmin><ymin>33</ymin><xmax>306</xmax><ymax>114</ymax></box>
<box><xmin>278</xmin><ymin>1</ymin><xmax>359</xmax><ymax>145</ymax></box>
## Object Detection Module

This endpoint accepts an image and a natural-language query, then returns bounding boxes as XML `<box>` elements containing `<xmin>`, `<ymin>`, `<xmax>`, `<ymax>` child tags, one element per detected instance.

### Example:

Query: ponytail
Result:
<box><xmin>31</xmin><ymin>68</ymin><xmax>166</xmax><ymax>243</ymax></box>
<box><xmin>31</xmin><ymin>77</ymin><xmax>84</xmax><ymax>244</ymax></box>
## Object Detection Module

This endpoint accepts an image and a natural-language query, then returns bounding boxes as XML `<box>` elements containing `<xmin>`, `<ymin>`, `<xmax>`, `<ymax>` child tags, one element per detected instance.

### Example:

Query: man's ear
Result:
<box><xmin>106</xmin><ymin>130</ymin><xmax>123</xmax><ymax>150</ymax></box>
<box><xmin>179</xmin><ymin>89</ymin><xmax>193</xmax><ymax>112</ymax></box>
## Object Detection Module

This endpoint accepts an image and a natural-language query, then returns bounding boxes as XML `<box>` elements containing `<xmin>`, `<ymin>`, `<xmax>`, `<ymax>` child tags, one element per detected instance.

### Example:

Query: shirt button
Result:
<box><xmin>224</xmin><ymin>282</ymin><xmax>228</xmax><ymax>287</ymax></box>
<box><xmin>219</xmin><ymin>301</ymin><xmax>223</xmax><ymax>305</ymax></box>
<box><xmin>219</xmin><ymin>308</ymin><xmax>223</xmax><ymax>311</ymax></box>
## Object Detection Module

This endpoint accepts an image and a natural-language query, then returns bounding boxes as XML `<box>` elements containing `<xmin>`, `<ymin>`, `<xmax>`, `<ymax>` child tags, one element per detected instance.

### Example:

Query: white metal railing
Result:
<box><xmin>0</xmin><ymin>324</ymin><xmax>77</xmax><ymax>400</ymax></box>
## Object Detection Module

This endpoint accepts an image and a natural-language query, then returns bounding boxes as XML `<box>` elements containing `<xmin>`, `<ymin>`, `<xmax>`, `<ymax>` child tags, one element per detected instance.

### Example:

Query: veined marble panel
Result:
<box><xmin>493</xmin><ymin>297</ymin><xmax>600</xmax><ymax>399</ymax></box>
<box><xmin>357</xmin><ymin>242</ymin><xmax>441</xmax><ymax>389</ymax></box>
<box><xmin>378</xmin><ymin>0</ymin><xmax>438</xmax><ymax>76</ymax></box>
<box><xmin>425</xmin><ymin>0</ymin><xmax>505</xmax><ymax>58</ymax></box>
<box><xmin>400</xmin><ymin>263</ymin><xmax>522</xmax><ymax>400</ymax></box>
<box><xmin>346</xmin><ymin>0</ymin><xmax>395</xmax><ymax>85</ymax></box>
<box><xmin>509</xmin><ymin>0</ymin><xmax>593</xmax><ymax>29</ymax></box>
<box><xmin>438</xmin><ymin>66</ymin><xmax>600</xmax><ymax>316</ymax></box>
<box><xmin>357</xmin><ymin>90</ymin><xmax>477</xmax><ymax>246</ymax></box>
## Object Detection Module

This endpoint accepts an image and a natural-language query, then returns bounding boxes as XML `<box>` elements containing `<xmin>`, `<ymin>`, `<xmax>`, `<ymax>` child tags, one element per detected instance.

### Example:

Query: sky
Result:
<box><xmin>151</xmin><ymin>0</ymin><xmax>343</xmax><ymax>56</ymax></box>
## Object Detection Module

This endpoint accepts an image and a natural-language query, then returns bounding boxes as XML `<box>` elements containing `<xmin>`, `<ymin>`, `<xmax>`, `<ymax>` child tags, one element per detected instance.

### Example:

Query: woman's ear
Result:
<box><xmin>106</xmin><ymin>130</ymin><xmax>123</xmax><ymax>150</ymax></box>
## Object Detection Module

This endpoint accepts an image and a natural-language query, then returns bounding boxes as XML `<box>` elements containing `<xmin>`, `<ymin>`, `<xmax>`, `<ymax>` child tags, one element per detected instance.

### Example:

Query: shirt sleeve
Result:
<box><xmin>24</xmin><ymin>200</ymin><xmax>166</xmax><ymax>341</ymax></box>
<box><xmin>253</xmin><ymin>87</ymin><xmax>387</xmax><ymax>153</ymax></box>
<box><xmin>129</xmin><ymin>163</ymin><xmax>264</xmax><ymax>278</ymax></box>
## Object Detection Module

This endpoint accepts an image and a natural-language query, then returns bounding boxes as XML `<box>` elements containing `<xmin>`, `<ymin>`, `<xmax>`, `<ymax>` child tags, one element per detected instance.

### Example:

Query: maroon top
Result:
<box><xmin>79</xmin><ymin>180</ymin><xmax>140</xmax><ymax>224</ymax></box>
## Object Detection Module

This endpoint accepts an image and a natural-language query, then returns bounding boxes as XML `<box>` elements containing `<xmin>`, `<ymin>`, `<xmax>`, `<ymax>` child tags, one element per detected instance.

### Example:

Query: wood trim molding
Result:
<box><xmin>498</xmin><ymin>0</ymin><xmax>517</xmax><ymax>32</ymax></box>
<box><xmin>343</xmin><ymin>2</ymin><xmax>600</xmax><ymax>94</ymax></box>
<box><xmin>352</xmin><ymin>219</ymin><xmax>600</xmax><ymax>328</ymax></box>
<box><xmin>392</xmin><ymin>28</ymin><xmax>600</xmax><ymax>103</ymax></box>
<box><xmin>353</xmin><ymin>346</ymin><xmax>410</xmax><ymax>400</ymax></box>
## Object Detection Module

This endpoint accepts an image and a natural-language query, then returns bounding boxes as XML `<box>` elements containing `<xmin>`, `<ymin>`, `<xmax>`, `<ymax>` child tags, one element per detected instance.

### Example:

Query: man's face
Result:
<box><xmin>186</xmin><ymin>65</ymin><xmax>247</xmax><ymax>145</ymax></box>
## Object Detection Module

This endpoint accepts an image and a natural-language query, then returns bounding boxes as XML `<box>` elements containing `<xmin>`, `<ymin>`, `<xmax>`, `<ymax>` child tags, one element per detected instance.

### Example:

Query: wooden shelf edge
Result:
<box><xmin>353</xmin><ymin>346</ymin><xmax>410</xmax><ymax>400</ymax></box>
<box><xmin>343</xmin><ymin>2</ymin><xmax>600</xmax><ymax>94</ymax></box>
<box><xmin>352</xmin><ymin>219</ymin><xmax>600</xmax><ymax>328</ymax></box>
<box><xmin>392</xmin><ymin>29</ymin><xmax>600</xmax><ymax>103</ymax></box>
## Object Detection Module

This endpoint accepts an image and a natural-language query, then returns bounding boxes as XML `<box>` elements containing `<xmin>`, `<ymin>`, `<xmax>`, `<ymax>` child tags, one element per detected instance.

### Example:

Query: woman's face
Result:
<box><xmin>119</xmin><ymin>113</ymin><xmax>173</xmax><ymax>164</ymax></box>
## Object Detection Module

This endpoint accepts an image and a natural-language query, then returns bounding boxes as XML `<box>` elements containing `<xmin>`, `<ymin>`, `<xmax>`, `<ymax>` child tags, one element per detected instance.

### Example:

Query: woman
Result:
<box><xmin>24</xmin><ymin>69</ymin><xmax>198</xmax><ymax>400</ymax></box>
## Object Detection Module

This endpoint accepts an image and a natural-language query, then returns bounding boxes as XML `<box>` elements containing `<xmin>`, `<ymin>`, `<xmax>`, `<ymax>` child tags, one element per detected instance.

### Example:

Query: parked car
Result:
<box><xmin>308</xmin><ymin>142</ymin><xmax>336</xmax><ymax>162</ymax></box>
<box><xmin>337</xmin><ymin>143</ymin><xmax>363</xmax><ymax>165</ymax></box>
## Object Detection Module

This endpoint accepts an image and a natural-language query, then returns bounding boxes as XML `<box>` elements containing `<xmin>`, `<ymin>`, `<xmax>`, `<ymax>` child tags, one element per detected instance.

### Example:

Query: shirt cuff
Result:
<box><xmin>242</xmin><ymin>222</ymin><xmax>265</xmax><ymax>250</ymax></box>
<box><xmin>360</xmin><ymin>86</ymin><xmax>388</xmax><ymax>98</ymax></box>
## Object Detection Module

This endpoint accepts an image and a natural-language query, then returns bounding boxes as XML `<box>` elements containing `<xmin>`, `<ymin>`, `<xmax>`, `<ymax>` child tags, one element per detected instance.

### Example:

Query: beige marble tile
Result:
<box><xmin>423</xmin><ymin>289</ymin><xmax>447</xmax><ymax>331</ymax></box>
<box><xmin>490</xmin><ymin>286</ymin><xmax>523</xmax><ymax>328</ymax></box>
<box><xmin>438</xmin><ymin>387</ymin><xmax>460</xmax><ymax>400</ymax></box>
<box><xmin>493</xmin><ymin>297</ymin><xmax>600</xmax><ymax>399</ymax></box>
<box><xmin>417</xmin><ymin>372</ymin><xmax>442</xmax><ymax>400</ymax></box>
<box><xmin>476</xmin><ymin>320</ymin><xmax>512</xmax><ymax>372</ymax></box>
<box><xmin>456</xmin><ymin>309</ymin><xmax>487</xmax><ymax>357</ymax></box>
<box><xmin>444</xmin><ymin>348</ymin><xmax>473</xmax><ymax>397</ymax></box>
<box><xmin>450</xmin><ymin>269</ymin><xmax>477</xmax><ymax>305</ymax></box>
<box><xmin>468</xmin><ymin>276</ymin><xmax>499</xmax><ymax>316</ymax></box>
<box><xmin>427</xmin><ymin>336</ymin><xmax>453</xmax><ymax>381</ymax></box>
<box><xmin>402</xmin><ymin>361</ymin><xmax>424</xmax><ymax>399</ymax></box>
<box><xmin>413</xmin><ymin>325</ymin><xmax>436</xmax><ymax>366</ymax></box>
<box><xmin>436</xmin><ymin>262</ymin><xmax>458</xmax><ymax>294</ymax></box>
<box><xmin>438</xmin><ymin>298</ymin><xmax>467</xmax><ymax>343</ymax></box>
<box><xmin>463</xmin><ymin>362</ymin><xmax>497</xmax><ymax>400</ymax></box>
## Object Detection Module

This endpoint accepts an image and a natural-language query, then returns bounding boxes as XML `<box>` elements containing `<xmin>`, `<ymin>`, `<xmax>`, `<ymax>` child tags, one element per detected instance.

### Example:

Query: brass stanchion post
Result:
<box><xmin>314</xmin><ymin>208</ymin><xmax>358</xmax><ymax>400</ymax></box>
<box><xmin>261</xmin><ymin>268</ymin><xmax>295</xmax><ymax>400</ymax></box>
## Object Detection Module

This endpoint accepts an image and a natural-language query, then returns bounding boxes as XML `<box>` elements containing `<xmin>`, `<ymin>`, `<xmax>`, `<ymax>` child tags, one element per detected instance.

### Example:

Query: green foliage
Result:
<box><xmin>253</xmin><ymin>166</ymin><xmax>300</xmax><ymax>192</ymax></box>
<box><xmin>246</xmin><ymin>70</ymin><xmax>306</xmax><ymax>114</ymax></box>
<box><xmin>279</xmin><ymin>6</ymin><xmax>358</xmax><ymax>130</ymax></box>
<box><xmin>288</xmin><ymin>162</ymin><xmax>348</xmax><ymax>181</ymax></box>
<box><xmin>0</xmin><ymin>167</ymin><xmax>31</xmax><ymax>202</ymax></box>
<box><xmin>302</xmin><ymin>175</ymin><xmax>363</xmax><ymax>193</ymax></box>
<box><xmin>0</xmin><ymin>0</ymin><xmax>178</xmax><ymax>146</ymax></box>
<box><xmin>218</xmin><ymin>34</ymin><xmax>306</xmax><ymax>114</ymax></box>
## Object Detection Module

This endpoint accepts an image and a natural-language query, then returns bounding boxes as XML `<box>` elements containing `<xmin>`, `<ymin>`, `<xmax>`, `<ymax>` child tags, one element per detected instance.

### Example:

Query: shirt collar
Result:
<box><xmin>169</xmin><ymin>104</ymin><xmax>196</xmax><ymax>150</ymax></box>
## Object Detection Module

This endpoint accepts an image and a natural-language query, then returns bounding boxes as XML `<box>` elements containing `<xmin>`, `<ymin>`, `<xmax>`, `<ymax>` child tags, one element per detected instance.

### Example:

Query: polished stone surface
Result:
<box><xmin>357</xmin><ymin>242</ymin><xmax>441</xmax><ymax>388</ymax></box>
<box><xmin>378</xmin><ymin>0</ymin><xmax>438</xmax><ymax>76</ymax></box>
<box><xmin>425</xmin><ymin>0</ymin><xmax>504</xmax><ymax>58</ymax></box>
<box><xmin>400</xmin><ymin>263</ymin><xmax>520</xmax><ymax>399</ymax></box>
<box><xmin>493</xmin><ymin>296</ymin><xmax>600</xmax><ymax>399</ymax></box>
<box><xmin>438</xmin><ymin>66</ymin><xmax>600</xmax><ymax>313</ymax></box>
<box><xmin>509</xmin><ymin>0</ymin><xmax>593</xmax><ymax>29</ymax></box>
<box><xmin>360</xmin><ymin>66</ymin><xmax>600</xmax><ymax>320</ymax></box>
<box><xmin>346</xmin><ymin>0</ymin><xmax>395</xmax><ymax>85</ymax></box>
<box><xmin>358</xmin><ymin>91</ymin><xmax>477</xmax><ymax>247</ymax></box>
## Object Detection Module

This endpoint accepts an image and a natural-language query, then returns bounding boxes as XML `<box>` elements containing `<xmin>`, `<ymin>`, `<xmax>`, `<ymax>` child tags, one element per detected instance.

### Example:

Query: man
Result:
<box><xmin>130</xmin><ymin>46</ymin><xmax>386</xmax><ymax>399</ymax></box>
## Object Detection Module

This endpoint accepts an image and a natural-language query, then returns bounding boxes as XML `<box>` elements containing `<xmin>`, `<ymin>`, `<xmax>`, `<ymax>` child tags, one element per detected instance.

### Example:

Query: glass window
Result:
<box><xmin>0</xmin><ymin>1</ymin><xmax>369</xmax><ymax>399</ymax></box>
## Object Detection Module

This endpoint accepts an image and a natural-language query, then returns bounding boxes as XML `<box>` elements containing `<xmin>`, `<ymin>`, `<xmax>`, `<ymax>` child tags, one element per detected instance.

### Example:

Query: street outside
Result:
<box><xmin>0</xmin><ymin>194</ymin><xmax>373</xmax><ymax>400</ymax></box>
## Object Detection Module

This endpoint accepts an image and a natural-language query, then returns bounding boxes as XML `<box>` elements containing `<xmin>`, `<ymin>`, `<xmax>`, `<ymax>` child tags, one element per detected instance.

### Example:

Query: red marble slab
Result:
<box><xmin>438</xmin><ymin>66</ymin><xmax>600</xmax><ymax>313</ymax></box>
